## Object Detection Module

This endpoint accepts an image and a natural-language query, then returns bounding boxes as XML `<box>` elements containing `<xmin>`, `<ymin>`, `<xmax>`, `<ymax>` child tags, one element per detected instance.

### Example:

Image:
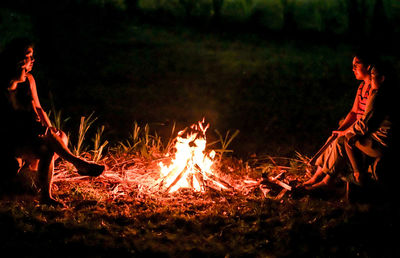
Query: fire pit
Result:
<box><xmin>52</xmin><ymin>119</ymin><xmax>304</xmax><ymax>202</ymax></box>
<box><xmin>156</xmin><ymin>119</ymin><xmax>233</xmax><ymax>193</ymax></box>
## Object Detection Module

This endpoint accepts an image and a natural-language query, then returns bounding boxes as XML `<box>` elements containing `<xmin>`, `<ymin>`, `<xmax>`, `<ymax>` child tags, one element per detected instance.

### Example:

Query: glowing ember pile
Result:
<box><xmin>157</xmin><ymin>119</ymin><xmax>232</xmax><ymax>193</ymax></box>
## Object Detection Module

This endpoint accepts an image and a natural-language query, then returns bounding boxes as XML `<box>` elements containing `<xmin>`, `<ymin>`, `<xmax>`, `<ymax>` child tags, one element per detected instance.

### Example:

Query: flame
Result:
<box><xmin>158</xmin><ymin>119</ymin><xmax>226</xmax><ymax>193</ymax></box>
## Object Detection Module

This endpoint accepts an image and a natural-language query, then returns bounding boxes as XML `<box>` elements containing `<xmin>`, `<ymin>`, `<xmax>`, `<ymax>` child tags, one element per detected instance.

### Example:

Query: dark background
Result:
<box><xmin>1</xmin><ymin>0</ymin><xmax>399</xmax><ymax>158</ymax></box>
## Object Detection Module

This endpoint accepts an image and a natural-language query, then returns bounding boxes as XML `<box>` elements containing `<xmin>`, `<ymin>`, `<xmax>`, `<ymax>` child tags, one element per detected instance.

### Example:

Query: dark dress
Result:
<box><xmin>1</xmin><ymin>79</ymin><xmax>46</xmax><ymax>177</ymax></box>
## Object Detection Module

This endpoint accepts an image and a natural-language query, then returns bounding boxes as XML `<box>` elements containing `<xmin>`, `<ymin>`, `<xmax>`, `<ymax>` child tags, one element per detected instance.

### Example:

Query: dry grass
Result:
<box><xmin>1</xmin><ymin>151</ymin><xmax>398</xmax><ymax>257</ymax></box>
<box><xmin>51</xmin><ymin>151</ymin><xmax>307</xmax><ymax>204</ymax></box>
<box><xmin>0</xmin><ymin>121</ymin><xmax>396</xmax><ymax>257</ymax></box>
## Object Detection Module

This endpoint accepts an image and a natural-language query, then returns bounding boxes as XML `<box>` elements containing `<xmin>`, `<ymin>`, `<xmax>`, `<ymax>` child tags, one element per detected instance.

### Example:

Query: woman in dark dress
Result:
<box><xmin>0</xmin><ymin>38</ymin><xmax>104</xmax><ymax>205</ymax></box>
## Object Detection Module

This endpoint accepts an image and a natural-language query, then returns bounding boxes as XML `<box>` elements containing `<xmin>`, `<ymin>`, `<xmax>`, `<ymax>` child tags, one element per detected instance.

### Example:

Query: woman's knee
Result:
<box><xmin>59</xmin><ymin>130</ymin><xmax>68</xmax><ymax>146</ymax></box>
<box><xmin>355</xmin><ymin>140</ymin><xmax>382</xmax><ymax>158</ymax></box>
<box><xmin>44</xmin><ymin>128</ymin><xmax>67</xmax><ymax>146</ymax></box>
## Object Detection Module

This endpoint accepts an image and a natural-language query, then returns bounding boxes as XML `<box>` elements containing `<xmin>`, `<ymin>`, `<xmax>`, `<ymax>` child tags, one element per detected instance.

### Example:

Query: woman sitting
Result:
<box><xmin>303</xmin><ymin>51</ymin><xmax>375</xmax><ymax>189</ymax></box>
<box><xmin>344</xmin><ymin>62</ymin><xmax>395</xmax><ymax>185</ymax></box>
<box><xmin>0</xmin><ymin>38</ymin><xmax>104</xmax><ymax>205</ymax></box>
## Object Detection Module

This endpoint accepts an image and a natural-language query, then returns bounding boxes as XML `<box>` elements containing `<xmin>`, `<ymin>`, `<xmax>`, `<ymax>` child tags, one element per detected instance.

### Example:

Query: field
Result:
<box><xmin>1</xmin><ymin>151</ymin><xmax>399</xmax><ymax>257</ymax></box>
<box><xmin>1</xmin><ymin>3</ymin><xmax>400</xmax><ymax>257</ymax></box>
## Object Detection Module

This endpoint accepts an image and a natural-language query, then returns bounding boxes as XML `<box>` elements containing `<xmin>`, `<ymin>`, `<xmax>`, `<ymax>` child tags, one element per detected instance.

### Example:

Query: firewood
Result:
<box><xmin>187</xmin><ymin>173</ymin><xmax>194</xmax><ymax>189</ymax></box>
<box><xmin>259</xmin><ymin>185</ymin><xmax>270</xmax><ymax>198</ymax></box>
<box><xmin>274</xmin><ymin>189</ymin><xmax>288</xmax><ymax>200</ymax></box>
<box><xmin>165</xmin><ymin>166</ymin><xmax>187</xmax><ymax>192</ymax></box>
<box><xmin>194</xmin><ymin>172</ymin><xmax>206</xmax><ymax>191</ymax></box>
<box><xmin>269</xmin><ymin>178</ymin><xmax>292</xmax><ymax>191</ymax></box>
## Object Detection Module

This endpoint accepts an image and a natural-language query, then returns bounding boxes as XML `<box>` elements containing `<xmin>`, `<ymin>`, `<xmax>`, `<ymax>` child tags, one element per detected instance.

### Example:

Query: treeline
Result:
<box><xmin>1</xmin><ymin>0</ymin><xmax>398</xmax><ymax>42</ymax></box>
<box><xmin>135</xmin><ymin>0</ymin><xmax>396</xmax><ymax>36</ymax></box>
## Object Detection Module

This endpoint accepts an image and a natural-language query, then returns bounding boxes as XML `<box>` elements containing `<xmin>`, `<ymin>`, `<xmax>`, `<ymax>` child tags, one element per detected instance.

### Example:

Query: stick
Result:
<box><xmin>194</xmin><ymin>172</ymin><xmax>206</xmax><ymax>191</ymax></box>
<box><xmin>165</xmin><ymin>167</ymin><xmax>187</xmax><ymax>193</ymax></box>
<box><xmin>308</xmin><ymin>134</ymin><xmax>338</xmax><ymax>165</ymax></box>
<box><xmin>269</xmin><ymin>178</ymin><xmax>292</xmax><ymax>191</ymax></box>
<box><xmin>274</xmin><ymin>189</ymin><xmax>288</xmax><ymax>200</ymax></box>
<box><xmin>207</xmin><ymin>173</ymin><xmax>234</xmax><ymax>190</ymax></box>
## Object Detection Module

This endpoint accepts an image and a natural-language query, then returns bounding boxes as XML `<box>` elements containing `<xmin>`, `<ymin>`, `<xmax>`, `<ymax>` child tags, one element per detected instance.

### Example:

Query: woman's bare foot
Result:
<box><xmin>305</xmin><ymin>174</ymin><xmax>331</xmax><ymax>190</ymax></box>
<box><xmin>76</xmin><ymin>162</ymin><xmax>105</xmax><ymax>177</ymax></box>
<box><xmin>303</xmin><ymin>167</ymin><xmax>324</xmax><ymax>186</ymax></box>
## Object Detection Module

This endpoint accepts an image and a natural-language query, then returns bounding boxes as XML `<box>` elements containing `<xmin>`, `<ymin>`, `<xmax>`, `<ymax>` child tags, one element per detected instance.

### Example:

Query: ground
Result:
<box><xmin>1</xmin><ymin>6</ymin><xmax>400</xmax><ymax>257</ymax></box>
<box><xmin>1</xmin><ymin>154</ymin><xmax>399</xmax><ymax>257</ymax></box>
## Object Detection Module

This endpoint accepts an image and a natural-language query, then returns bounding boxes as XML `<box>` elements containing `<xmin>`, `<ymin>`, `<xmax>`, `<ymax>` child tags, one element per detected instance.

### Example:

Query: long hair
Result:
<box><xmin>353</xmin><ymin>47</ymin><xmax>377</xmax><ymax>72</ymax></box>
<box><xmin>0</xmin><ymin>37</ymin><xmax>34</xmax><ymax>86</ymax></box>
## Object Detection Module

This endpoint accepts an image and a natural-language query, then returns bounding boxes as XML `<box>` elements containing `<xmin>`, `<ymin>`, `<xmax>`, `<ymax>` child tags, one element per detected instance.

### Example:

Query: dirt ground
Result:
<box><xmin>1</xmin><ymin>154</ymin><xmax>399</xmax><ymax>257</ymax></box>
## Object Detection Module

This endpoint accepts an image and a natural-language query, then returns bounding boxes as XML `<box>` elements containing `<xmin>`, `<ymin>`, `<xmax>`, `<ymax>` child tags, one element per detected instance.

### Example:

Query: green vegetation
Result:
<box><xmin>136</xmin><ymin>0</ymin><xmax>400</xmax><ymax>35</ymax></box>
<box><xmin>213</xmin><ymin>129</ymin><xmax>240</xmax><ymax>161</ymax></box>
<box><xmin>2</xmin><ymin>1</ymin><xmax>400</xmax><ymax>156</ymax></box>
<box><xmin>73</xmin><ymin>112</ymin><xmax>98</xmax><ymax>156</ymax></box>
<box><xmin>1</xmin><ymin>153</ymin><xmax>398</xmax><ymax>257</ymax></box>
<box><xmin>91</xmin><ymin>125</ymin><xmax>109</xmax><ymax>163</ymax></box>
<box><xmin>1</xmin><ymin>3</ymin><xmax>400</xmax><ymax>257</ymax></box>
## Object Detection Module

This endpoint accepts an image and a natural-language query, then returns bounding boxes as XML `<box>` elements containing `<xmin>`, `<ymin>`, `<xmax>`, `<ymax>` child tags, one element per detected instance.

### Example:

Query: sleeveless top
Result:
<box><xmin>1</xmin><ymin>77</ymin><xmax>45</xmax><ymax>147</ymax></box>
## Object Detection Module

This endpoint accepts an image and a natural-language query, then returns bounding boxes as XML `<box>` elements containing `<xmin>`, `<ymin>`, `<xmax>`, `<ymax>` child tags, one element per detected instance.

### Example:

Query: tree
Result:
<box><xmin>281</xmin><ymin>0</ymin><xmax>296</xmax><ymax>32</ymax></box>
<box><xmin>212</xmin><ymin>0</ymin><xmax>224</xmax><ymax>24</ymax></box>
<box><xmin>371</xmin><ymin>0</ymin><xmax>390</xmax><ymax>40</ymax></box>
<box><xmin>125</xmin><ymin>0</ymin><xmax>139</xmax><ymax>13</ymax></box>
<box><xmin>179</xmin><ymin>0</ymin><xmax>196</xmax><ymax>19</ymax></box>
<box><xmin>346</xmin><ymin>0</ymin><xmax>367</xmax><ymax>39</ymax></box>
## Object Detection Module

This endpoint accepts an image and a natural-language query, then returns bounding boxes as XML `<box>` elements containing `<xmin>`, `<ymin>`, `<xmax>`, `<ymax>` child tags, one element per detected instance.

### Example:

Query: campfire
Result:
<box><xmin>157</xmin><ymin>119</ymin><xmax>233</xmax><ymax>193</ymax></box>
<box><xmin>52</xmin><ymin>119</ymin><xmax>301</xmax><ymax>201</ymax></box>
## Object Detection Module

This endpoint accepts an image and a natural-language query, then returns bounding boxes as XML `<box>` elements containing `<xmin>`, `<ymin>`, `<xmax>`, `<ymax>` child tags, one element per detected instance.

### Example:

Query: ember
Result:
<box><xmin>157</xmin><ymin>119</ymin><xmax>232</xmax><ymax>193</ymax></box>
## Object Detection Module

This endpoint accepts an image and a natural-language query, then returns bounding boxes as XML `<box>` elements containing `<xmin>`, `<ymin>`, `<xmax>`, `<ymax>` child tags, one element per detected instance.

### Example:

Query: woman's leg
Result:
<box><xmin>354</xmin><ymin>139</ymin><xmax>382</xmax><ymax>158</ymax></box>
<box><xmin>345</xmin><ymin>137</ymin><xmax>382</xmax><ymax>183</ymax></box>
<box><xmin>345</xmin><ymin>140</ymin><xmax>364</xmax><ymax>182</ymax></box>
<box><xmin>306</xmin><ymin>174</ymin><xmax>331</xmax><ymax>190</ymax></box>
<box><xmin>303</xmin><ymin>166</ymin><xmax>324</xmax><ymax>186</ymax></box>
<box><xmin>304</xmin><ymin>136</ymin><xmax>346</xmax><ymax>189</ymax></box>
<box><xmin>20</xmin><ymin>130</ymin><xmax>68</xmax><ymax>172</ymax></box>
<box><xmin>43</xmin><ymin>128</ymin><xmax>104</xmax><ymax>176</ymax></box>
<box><xmin>36</xmin><ymin>147</ymin><xmax>59</xmax><ymax>204</ymax></box>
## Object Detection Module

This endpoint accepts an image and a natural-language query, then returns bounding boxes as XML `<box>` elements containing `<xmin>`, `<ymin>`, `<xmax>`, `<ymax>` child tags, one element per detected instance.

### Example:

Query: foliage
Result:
<box><xmin>73</xmin><ymin>112</ymin><xmax>98</xmax><ymax>156</ymax></box>
<box><xmin>135</xmin><ymin>0</ymin><xmax>399</xmax><ymax>34</ymax></box>
<box><xmin>91</xmin><ymin>125</ymin><xmax>109</xmax><ymax>162</ymax></box>
<box><xmin>48</xmin><ymin>109</ymin><xmax>71</xmax><ymax>133</ymax></box>
<box><xmin>113</xmin><ymin>121</ymin><xmax>170</xmax><ymax>158</ymax></box>
<box><xmin>213</xmin><ymin>129</ymin><xmax>240</xmax><ymax>161</ymax></box>
<box><xmin>0</xmin><ymin>9</ymin><xmax>35</xmax><ymax>48</ymax></box>
<box><xmin>1</xmin><ymin>152</ymin><xmax>399</xmax><ymax>257</ymax></box>
<box><xmin>86</xmin><ymin>0</ymin><xmax>127</xmax><ymax>10</ymax></box>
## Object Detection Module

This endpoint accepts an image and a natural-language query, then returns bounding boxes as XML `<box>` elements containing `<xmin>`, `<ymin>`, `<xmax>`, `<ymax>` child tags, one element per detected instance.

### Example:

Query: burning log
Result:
<box><xmin>157</xmin><ymin>119</ymin><xmax>234</xmax><ymax>193</ymax></box>
<box><xmin>165</xmin><ymin>165</ymin><xmax>188</xmax><ymax>193</ymax></box>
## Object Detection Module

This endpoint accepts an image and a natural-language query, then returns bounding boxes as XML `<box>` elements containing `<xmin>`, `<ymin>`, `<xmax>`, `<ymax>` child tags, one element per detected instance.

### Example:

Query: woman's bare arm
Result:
<box><xmin>27</xmin><ymin>73</ymin><xmax>52</xmax><ymax>127</ymax></box>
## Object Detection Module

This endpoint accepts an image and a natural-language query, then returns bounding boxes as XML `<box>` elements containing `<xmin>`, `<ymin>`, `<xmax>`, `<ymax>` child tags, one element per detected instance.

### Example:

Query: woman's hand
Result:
<box><xmin>38</xmin><ymin>126</ymin><xmax>59</xmax><ymax>138</ymax></box>
<box><xmin>354</xmin><ymin>171</ymin><xmax>360</xmax><ymax>183</ymax></box>
<box><xmin>332</xmin><ymin>130</ymin><xmax>345</xmax><ymax>137</ymax></box>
